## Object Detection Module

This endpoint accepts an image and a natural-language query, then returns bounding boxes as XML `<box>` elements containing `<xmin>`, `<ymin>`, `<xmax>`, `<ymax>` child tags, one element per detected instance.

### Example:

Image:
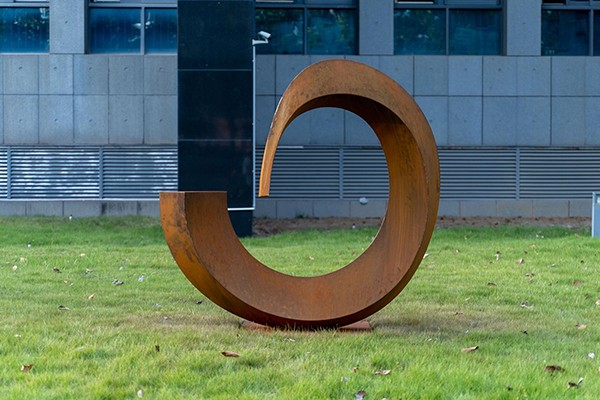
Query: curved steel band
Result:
<box><xmin>160</xmin><ymin>60</ymin><xmax>440</xmax><ymax>328</ymax></box>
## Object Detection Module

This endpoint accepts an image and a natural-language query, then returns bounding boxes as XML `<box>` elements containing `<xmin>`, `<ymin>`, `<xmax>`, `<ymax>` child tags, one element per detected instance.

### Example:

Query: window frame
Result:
<box><xmin>87</xmin><ymin>0</ymin><xmax>176</xmax><ymax>55</ymax></box>
<box><xmin>255</xmin><ymin>0</ymin><xmax>358</xmax><ymax>55</ymax></box>
<box><xmin>394</xmin><ymin>0</ymin><xmax>504</xmax><ymax>55</ymax></box>
<box><xmin>542</xmin><ymin>0</ymin><xmax>600</xmax><ymax>55</ymax></box>
<box><xmin>0</xmin><ymin>2</ymin><xmax>49</xmax><ymax>53</ymax></box>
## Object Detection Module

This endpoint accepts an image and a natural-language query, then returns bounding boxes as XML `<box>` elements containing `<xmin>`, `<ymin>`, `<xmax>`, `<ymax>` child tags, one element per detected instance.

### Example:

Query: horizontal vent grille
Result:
<box><xmin>257</xmin><ymin>148</ymin><xmax>340</xmax><ymax>199</ymax></box>
<box><xmin>102</xmin><ymin>148</ymin><xmax>178</xmax><ymax>198</ymax></box>
<box><xmin>342</xmin><ymin>148</ymin><xmax>388</xmax><ymax>199</ymax></box>
<box><xmin>10</xmin><ymin>148</ymin><xmax>100</xmax><ymax>199</ymax></box>
<box><xmin>439</xmin><ymin>149</ymin><xmax>517</xmax><ymax>199</ymax></box>
<box><xmin>0</xmin><ymin>148</ymin><xmax>7</xmax><ymax>198</ymax></box>
<box><xmin>0</xmin><ymin>146</ymin><xmax>177</xmax><ymax>200</ymax></box>
<box><xmin>520</xmin><ymin>149</ymin><xmax>600</xmax><ymax>199</ymax></box>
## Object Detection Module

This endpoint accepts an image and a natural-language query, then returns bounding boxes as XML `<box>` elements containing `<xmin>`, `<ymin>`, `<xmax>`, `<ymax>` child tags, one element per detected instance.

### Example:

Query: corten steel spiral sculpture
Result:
<box><xmin>160</xmin><ymin>60</ymin><xmax>440</xmax><ymax>328</ymax></box>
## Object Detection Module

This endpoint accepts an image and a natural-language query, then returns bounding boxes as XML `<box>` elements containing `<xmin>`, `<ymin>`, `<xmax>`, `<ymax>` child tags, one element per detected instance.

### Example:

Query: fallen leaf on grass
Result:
<box><xmin>155</xmin><ymin>344</ymin><xmax>160</xmax><ymax>353</ymax></box>
<box><xmin>544</xmin><ymin>365</ymin><xmax>563</xmax><ymax>373</ymax></box>
<box><xmin>595</xmin><ymin>299</ymin><xmax>600</xmax><ymax>306</ymax></box>
<box><xmin>588</xmin><ymin>352</ymin><xmax>595</xmax><ymax>359</ymax></box>
<box><xmin>351</xmin><ymin>366</ymin><xmax>358</xmax><ymax>373</ymax></box>
<box><xmin>12</xmin><ymin>265</ymin><xmax>17</xmax><ymax>271</ymax></box>
<box><xmin>374</xmin><ymin>369</ymin><xmax>391</xmax><ymax>375</ymax></box>
<box><xmin>58</xmin><ymin>305</ymin><xmax>70</xmax><ymax>311</ymax></box>
<box><xmin>21</xmin><ymin>364</ymin><xmax>33</xmax><ymax>373</ymax></box>
<box><xmin>221</xmin><ymin>351</ymin><xmax>240</xmax><ymax>358</ymax></box>
<box><xmin>487</xmin><ymin>282</ymin><xmax>497</xmax><ymax>286</ymax></box>
<box><xmin>573</xmin><ymin>280</ymin><xmax>583</xmax><ymax>286</ymax></box>
<box><xmin>520</xmin><ymin>301</ymin><xmax>533</xmax><ymax>310</ymax></box>
<box><xmin>63</xmin><ymin>280</ymin><xmax>72</xmax><ymax>286</ymax></box>
<box><xmin>112</xmin><ymin>279</ymin><xmax>124</xmax><ymax>286</ymax></box>
<box><xmin>516</xmin><ymin>258</ymin><xmax>525</xmax><ymax>265</ymax></box>
<box><xmin>355</xmin><ymin>389</ymin><xmax>367</xmax><ymax>400</ymax></box>
<box><xmin>461</xmin><ymin>346</ymin><xmax>479</xmax><ymax>353</ymax></box>
<box><xmin>567</xmin><ymin>377</ymin><xmax>584</xmax><ymax>389</ymax></box>
<box><xmin>137</xmin><ymin>389</ymin><xmax>144</xmax><ymax>398</ymax></box>
<box><xmin>575</xmin><ymin>324</ymin><xmax>587</xmax><ymax>330</ymax></box>
<box><xmin>53</xmin><ymin>267</ymin><xmax>60</xmax><ymax>273</ymax></box>
<box><xmin>87</xmin><ymin>294</ymin><xmax>95</xmax><ymax>300</ymax></box>
<box><xmin>341</xmin><ymin>376</ymin><xmax>349</xmax><ymax>382</ymax></box>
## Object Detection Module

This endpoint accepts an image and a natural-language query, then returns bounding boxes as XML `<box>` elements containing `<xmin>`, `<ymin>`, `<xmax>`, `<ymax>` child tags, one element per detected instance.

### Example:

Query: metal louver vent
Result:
<box><xmin>102</xmin><ymin>148</ymin><xmax>178</xmax><ymax>199</ymax></box>
<box><xmin>439</xmin><ymin>148</ymin><xmax>517</xmax><ymax>199</ymax></box>
<box><xmin>343</xmin><ymin>148</ymin><xmax>388</xmax><ymax>199</ymax></box>
<box><xmin>0</xmin><ymin>148</ymin><xmax>7</xmax><ymax>198</ymax></box>
<box><xmin>10</xmin><ymin>148</ymin><xmax>100</xmax><ymax>199</ymax></box>
<box><xmin>520</xmin><ymin>149</ymin><xmax>600</xmax><ymax>199</ymax></box>
<box><xmin>256</xmin><ymin>147</ymin><xmax>340</xmax><ymax>199</ymax></box>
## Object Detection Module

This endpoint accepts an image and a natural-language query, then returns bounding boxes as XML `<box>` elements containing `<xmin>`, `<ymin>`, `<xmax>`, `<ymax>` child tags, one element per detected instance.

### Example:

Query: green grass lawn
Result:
<box><xmin>1</xmin><ymin>216</ymin><xmax>599</xmax><ymax>399</ymax></box>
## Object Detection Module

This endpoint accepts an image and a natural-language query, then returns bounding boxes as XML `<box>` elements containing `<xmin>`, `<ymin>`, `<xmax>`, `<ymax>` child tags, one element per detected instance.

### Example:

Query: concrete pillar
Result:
<box><xmin>50</xmin><ymin>0</ymin><xmax>86</xmax><ymax>54</ymax></box>
<box><xmin>505</xmin><ymin>0</ymin><xmax>541</xmax><ymax>56</ymax></box>
<box><xmin>359</xmin><ymin>0</ymin><xmax>393</xmax><ymax>56</ymax></box>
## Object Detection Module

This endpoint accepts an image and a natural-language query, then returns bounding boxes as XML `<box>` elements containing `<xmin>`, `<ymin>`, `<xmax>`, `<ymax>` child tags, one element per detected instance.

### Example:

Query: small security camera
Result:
<box><xmin>258</xmin><ymin>31</ymin><xmax>271</xmax><ymax>40</ymax></box>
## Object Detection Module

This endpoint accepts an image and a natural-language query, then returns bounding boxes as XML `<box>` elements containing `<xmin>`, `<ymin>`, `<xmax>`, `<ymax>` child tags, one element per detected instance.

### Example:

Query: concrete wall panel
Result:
<box><xmin>552</xmin><ymin>58</ymin><xmax>586</xmax><ymax>96</ymax></box>
<box><xmin>551</xmin><ymin>97</ymin><xmax>586</xmax><ymax>145</ymax></box>
<box><xmin>506</xmin><ymin>0</ymin><xmax>540</xmax><ymax>56</ymax></box>
<box><xmin>74</xmin><ymin>56</ymin><xmax>109</xmax><ymax>95</ymax></box>
<box><xmin>483</xmin><ymin>57</ymin><xmax>517</xmax><ymax>96</ymax></box>
<box><xmin>483</xmin><ymin>97</ymin><xmax>517</xmax><ymax>146</ymax></box>
<box><xmin>359</xmin><ymin>0</ymin><xmax>393</xmax><ymax>56</ymax></box>
<box><xmin>416</xmin><ymin>96</ymin><xmax>448</xmax><ymax>146</ymax></box>
<box><xmin>585</xmin><ymin>97</ymin><xmax>600</xmax><ymax>145</ymax></box>
<box><xmin>4</xmin><ymin>95</ymin><xmax>38</xmax><ymax>144</ymax></box>
<box><xmin>256</xmin><ymin>55</ymin><xmax>275</xmax><ymax>95</ymax></box>
<box><xmin>448</xmin><ymin>97</ymin><xmax>482</xmax><ymax>145</ymax></box>
<box><xmin>275</xmin><ymin>55</ymin><xmax>310</xmax><ymax>95</ymax></box>
<box><xmin>4</xmin><ymin>56</ymin><xmax>38</xmax><ymax>94</ymax></box>
<box><xmin>39</xmin><ymin>95</ymin><xmax>74</xmax><ymax>144</ymax></box>
<box><xmin>144</xmin><ymin>95</ymin><xmax>177</xmax><ymax>144</ymax></box>
<box><xmin>449</xmin><ymin>56</ymin><xmax>482</xmax><ymax>96</ymax></box>
<box><xmin>109</xmin><ymin>95</ymin><xmax>144</xmax><ymax>144</ymax></box>
<box><xmin>39</xmin><ymin>55</ymin><xmax>73</xmax><ymax>95</ymax></box>
<box><xmin>379</xmin><ymin>56</ymin><xmax>413</xmax><ymax>94</ymax></box>
<box><xmin>255</xmin><ymin>95</ymin><xmax>276</xmax><ymax>144</ymax></box>
<box><xmin>344</xmin><ymin>111</ymin><xmax>379</xmax><ymax>146</ymax></box>
<box><xmin>74</xmin><ymin>95</ymin><xmax>109</xmax><ymax>144</ymax></box>
<box><xmin>517</xmin><ymin>57</ymin><xmax>550</xmax><ymax>96</ymax></box>
<box><xmin>517</xmin><ymin>97</ymin><xmax>551</xmax><ymax>146</ymax></box>
<box><xmin>414</xmin><ymin>56</ymin><xmax>448</xmax><ymax>96</ymax></box>
<box><xmin>585</xmin><ymin>58</ymin><xmax>600</xmax><ymax>96</ymax></box>
<box><xmin>109</xmin><ymin>56</ymin><xmax>143</xmax><ymax>95</ymax></box>
<box><xmin>144</xmin><ymin>56</ymin><xmax>177</xmax><ymax>95</ymax></box>
<box><xmin>50</xmin><ymin>0</ymin><xmax>85</xmax><ymax>54</ymax></box>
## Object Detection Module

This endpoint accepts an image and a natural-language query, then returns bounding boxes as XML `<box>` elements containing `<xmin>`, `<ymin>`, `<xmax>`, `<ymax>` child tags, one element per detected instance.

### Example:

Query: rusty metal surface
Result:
<box><xmin>160</xmin><ymin>60</ymin><xmax>440</xmax><ymax>328</ymax></box>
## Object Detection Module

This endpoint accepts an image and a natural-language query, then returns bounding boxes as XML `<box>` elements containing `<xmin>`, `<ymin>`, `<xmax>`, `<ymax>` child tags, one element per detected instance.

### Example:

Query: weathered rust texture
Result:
<box><xmin>160</xmin><ymin>60</ymin><xmax>440</xmax><ymax>328</ymax></box>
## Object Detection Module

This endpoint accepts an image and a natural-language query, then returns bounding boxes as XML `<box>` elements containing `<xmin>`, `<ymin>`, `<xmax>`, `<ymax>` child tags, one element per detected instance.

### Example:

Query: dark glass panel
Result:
<box><xmin>542</xmin><ymin>10</ymin><xmax>588</xmax><ymax>56</ymax></box>
<box><xmin>595</xmin><ymin>12</ymin><xmax>600</xmax><ymax>56</ymax></box>
<box><xmin>307</xmin><ymin>8</ymin><xmax>356</xmax><ymax>54</ymax></box>
<box><xmin>255</xmin><ymin>8</ymin><xmax>304</xmax><ymax>54</ymax></box>
<box><xmin>449</xmin><ymin>9</ymin><xmax>501</xmax><ymax>55</ymax></box>
<box><xmin>89</xmin><ymin>8</ymin><xmax>141</xmax><ymax>54</ymax></box>
<box><xmin>178</xmin><ymin>139</ymin><xmax>254</xmax><ymax>209</ymax></box>
<box><xmin>0</xmin><ymin>8</ymin><xmax>49</xmax><ymax>53</ymax></box>
<box><xmin>145</xmin><ymin>8</ymin><xmax>177</xmax><ymax>54</ymax></box>
<box><xmin>178</xmin><ymin>0</ymin><xmax>253</xmax><ymax>70</ymax></box>
<box><xmin>179</xmin><ymin>70</ymin><xmax>253</xmax><ymax>141</ymax></box>
<box><xmin>394</xmin><ymin>9</ymin><xmax>445</xmax><ymax>55</ymax></box>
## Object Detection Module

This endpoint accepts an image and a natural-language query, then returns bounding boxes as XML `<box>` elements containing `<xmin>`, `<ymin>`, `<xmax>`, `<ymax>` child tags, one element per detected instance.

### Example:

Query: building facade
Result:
<box><xmin>0</xmin><ymin>0</ymin><xmax>599</xmax><ymax>220</ymax></box>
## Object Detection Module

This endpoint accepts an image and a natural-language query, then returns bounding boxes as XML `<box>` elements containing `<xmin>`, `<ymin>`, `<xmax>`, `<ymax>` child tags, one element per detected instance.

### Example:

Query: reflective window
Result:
<box><xmin>542</xmin><ymin>10</ymin><xmax>588</xmax><ymax>55</ymax></box>
<box><xmin>89</xmin><ymin>8</ymin><xmax>140</xmax><ymax>54</ymax></box>
<box><xmin>449</xmin><ymin>10</ymin><xmax>502</xmax><ymax>55</ymax></box>
<box><xmin>256</xmin><ymin>8</ymin><xmax>304</xmax><ymax>54</ymax></box>
<box><xmin>541</xmin><ymin>1</ymin><xmax>600</xmax><ymax>55</ymax></box>
<box><xmin>88</xmin><ymin>6</ymin><xmax>176</xmax><ymax>54</ymax></box>
<box><xmin>145</xmin><ymin>8</ymin><xmax>177</xmax><ymax>54</ymax></box>
<box><xmin>394</xmin><ymin>1</ymin><xmax>503</xmax><ymax>55</ymax></box>
<box><xmin>255</xmin><ymin>1</ymin><xmax>357</xmax><ymax>55</ymax></box>
<box><xmin>0</xmin><ymin>7</ymin><xmax>49</xmax><ymax>53</ymax></box>
<box><xmin>395</xmin><ymin>9</ymin><xmax>445</xmax><ymax>55</ymax></box>
<box><xmin>307</xmin><ymin>9</ymin><xmax>356</xmax><ymax>54</ymax></box>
